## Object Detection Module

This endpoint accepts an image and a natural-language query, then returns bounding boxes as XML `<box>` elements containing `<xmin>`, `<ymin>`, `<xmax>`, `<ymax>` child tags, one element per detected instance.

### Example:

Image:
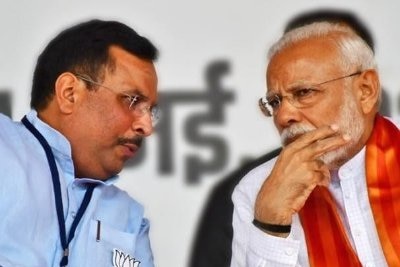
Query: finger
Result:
<box><xmin>307</xmin><ymin>133</ymin><xmax>351</xmax><ymax>159</ymax></box>
<box><xmin>306</xmin><ymin>159</ymin><xmax>331</xmax><ymax>186</ymax></box>
<box><xmin>315</xmin><ymin>166</ymin><xmax>331</xmax><ymax>187</ymax></box>
<box><xmin>287</xmin><ymin>124</ymin><xmax>340</xmax><ymax>151</ymax></box>
<box><xmin>309</xmin><ymin>158</ymin><xmax>325</xmax><ymax>170</ymax></box>
<box><xmin>284</xmin><ymin>128</ymin><xmax>350</xmax><ymax>162</ymax></box>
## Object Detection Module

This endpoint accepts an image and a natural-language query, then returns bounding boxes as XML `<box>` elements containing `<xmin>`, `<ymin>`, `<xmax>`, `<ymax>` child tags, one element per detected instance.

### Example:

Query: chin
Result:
<box><xmin>112</xmin><ymin>164</ymin><xmax>124</xmax><ymax>176</ymax></box>
<box><xmin>319</xmin><ymin>145</ymin><xmax>351</xmax><ymax>170</ymax></box>
<box><xmin>102</xmin><ymin>162</ymin><xmax>124</xmax><ymax>180</ymax></box>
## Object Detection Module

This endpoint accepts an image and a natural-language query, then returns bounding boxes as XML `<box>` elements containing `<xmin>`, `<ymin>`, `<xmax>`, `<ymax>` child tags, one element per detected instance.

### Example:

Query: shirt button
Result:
<box><xmin>344</xmin><ymin>192</ymin><xmax>351</xmax><ymax>199</ymax></box>
<box><xmin>71</xmin><ymin>212</ymin><xmax>76</xmax><ymax>218</ymax></box>
<box><xmin>285</xmin><ymin>248</ymin><xmax>294</xmax><ymax>256</ymax></box>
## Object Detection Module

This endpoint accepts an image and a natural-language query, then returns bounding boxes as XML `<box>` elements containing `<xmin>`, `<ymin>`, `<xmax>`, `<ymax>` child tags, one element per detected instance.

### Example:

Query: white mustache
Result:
<box><xmin>280</xmin><ymin>124</ymin><xmax>316</xmax><ymax>145</ymax></box>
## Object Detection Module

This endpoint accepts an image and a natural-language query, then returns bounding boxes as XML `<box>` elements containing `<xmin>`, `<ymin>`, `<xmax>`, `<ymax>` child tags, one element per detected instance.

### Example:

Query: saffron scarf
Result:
<box><xmin>299</xmin><ymin>115</ymin><xmax>400</xmax><ymax>266</ymax></box>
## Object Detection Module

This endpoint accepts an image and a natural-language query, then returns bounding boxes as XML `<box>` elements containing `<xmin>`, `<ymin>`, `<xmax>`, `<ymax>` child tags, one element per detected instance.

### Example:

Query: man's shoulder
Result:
<box><xmin>232</xmin><ymin>152</ymin><xmax>279</xmax><ymax>203</ymax></box>
<box><xmin>0</xmin><ymin>114</ymin><xmax>32</xmax><ymax>156</ymax></box>
<box><xmin>0</xmin><ymin>113</ymin><xmax>18</xmax><ymax>134</ymax></box>
<box><xmin>0</xmin><ymin>112</ymin><xmax>12</xmax><ymax>122</ymax></box>
<box><xmin>0</xmin><ymin>113</ymin><xmax>29</xmax><ymax>141</ymax></box>
<box><xmin>388</xmin><ymin>116</ymin><xmax>400</xmax><ymax>128</ymax></box>
<box><xmin>240</xmin><ymin>158</ymin><xmax>276</xmax><ymax>186</ymax></box>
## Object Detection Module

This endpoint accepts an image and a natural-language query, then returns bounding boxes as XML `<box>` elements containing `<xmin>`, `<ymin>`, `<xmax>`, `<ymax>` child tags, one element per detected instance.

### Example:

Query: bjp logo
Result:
<box><xmin>112</xmin><ymin>249</ymin><xmax>140</xmax><ymax>267</ymax></box>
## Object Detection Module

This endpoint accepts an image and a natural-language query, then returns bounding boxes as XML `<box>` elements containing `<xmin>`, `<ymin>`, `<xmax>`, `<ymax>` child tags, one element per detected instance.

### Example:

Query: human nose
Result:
<box><xmin>131</xmin><ymin>112</ymin><xmax>153</xmax><ymax>137</ymax></box>
<box><xmin>273</xmin><ymin>96</ymin><xmax>302</xmax><ymax>129</ymax></box>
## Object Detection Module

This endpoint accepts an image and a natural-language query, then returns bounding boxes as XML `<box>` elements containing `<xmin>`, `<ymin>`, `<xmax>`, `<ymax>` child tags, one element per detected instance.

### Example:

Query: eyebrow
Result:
<box><xmin>127</xmin><ymin>89</ymin><xmax>160</xmax><ymax>107</ymax></box>
<box><xmin>267</xmin><ymin>80</ymin><xmax>320</xmax><ymax>95</ymax></box>
<box><xmin>287</xmin><ymin>84</ymin><xmax>320</xmax><ymax>91</ymax></box>
<box><xmin>287</xmin><ymin>79</ymin><xmax>318</xmax><ymax>88</ymax></box>
<box><xmin>123</xmin><ymin>89</ymin><xmax>149</xmax><ymax>101</ymax></box>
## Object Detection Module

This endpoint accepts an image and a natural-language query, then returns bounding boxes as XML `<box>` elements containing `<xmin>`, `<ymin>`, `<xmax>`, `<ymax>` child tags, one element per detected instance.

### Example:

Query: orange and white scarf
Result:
<box><xmin>299</xmin><ymin>115</ymin><xmax>400</xmax><ymax>266</ymax></box>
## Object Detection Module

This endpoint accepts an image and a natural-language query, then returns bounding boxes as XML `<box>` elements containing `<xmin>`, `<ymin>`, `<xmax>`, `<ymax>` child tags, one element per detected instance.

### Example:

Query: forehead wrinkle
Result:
<box><xmin>267</xmin><ymin>75</ymin><xmax>309</xmax><ymax>93</ymax></box>
<box><xmin>107</xmin><ymin>46</ymin><xmax>157</xmax><ymax>94</ymax></box>
<box><xmin>287</xmin><ymin>79</ymin><xmax>319</xmax><ymax>88</ymax></box>
<box><xmin>268</xmin><ymin>75</ymin><xmax>338</xmax><ymax>97</ymax></box>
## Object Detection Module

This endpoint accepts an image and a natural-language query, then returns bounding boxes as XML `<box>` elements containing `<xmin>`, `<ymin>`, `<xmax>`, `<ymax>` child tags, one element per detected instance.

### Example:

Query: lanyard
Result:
<box><xmin>22</xmin><ymin>116</ymin><xmax>97</xmax><ymax>267</ymax></box>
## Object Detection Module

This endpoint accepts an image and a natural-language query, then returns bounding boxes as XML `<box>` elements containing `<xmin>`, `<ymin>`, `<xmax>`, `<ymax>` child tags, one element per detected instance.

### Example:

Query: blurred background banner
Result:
<box><xmin>1</xmin><ymin>1</ymin><xmax>400</xmax><ymax>266</ymax></box>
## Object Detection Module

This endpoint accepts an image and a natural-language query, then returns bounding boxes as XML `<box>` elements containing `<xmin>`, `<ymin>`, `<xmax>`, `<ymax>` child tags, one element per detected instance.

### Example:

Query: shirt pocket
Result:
<box><xmin>85</xmin><ymin>219</ymin><xmax>137</xmax><ymax>266</ymax></box>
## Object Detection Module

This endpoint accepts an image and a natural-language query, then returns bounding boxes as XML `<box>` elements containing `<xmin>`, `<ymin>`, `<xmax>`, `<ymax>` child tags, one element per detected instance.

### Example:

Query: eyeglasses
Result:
<box><xmin>259</xmin><ymin>71</ymin><xmax>362</xmax><ymax>117</ymax></box>
<box><xmin>74</xmin><ymin>73</ymin><xmax>160</xmax><ymax>126</ymax></box>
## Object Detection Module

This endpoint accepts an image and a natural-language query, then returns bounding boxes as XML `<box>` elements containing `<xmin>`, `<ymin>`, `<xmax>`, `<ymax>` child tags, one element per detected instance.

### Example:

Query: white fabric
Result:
<box><xmin>231</xmin><ymin>118</ymin><xmax>400</xmax><ymax>267</ymax></box>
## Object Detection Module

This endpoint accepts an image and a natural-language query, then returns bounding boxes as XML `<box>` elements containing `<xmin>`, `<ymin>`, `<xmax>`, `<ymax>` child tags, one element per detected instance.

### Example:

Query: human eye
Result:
<box><xmin>293</xmin><ymin>87</ymin><xmax>317</xmax><ymax>97</ymax></box>
<box><xmin>122</xmin><ymin>94</ymin><xmax>140</xmax><ymax>109</ymax></box>
<box><xmin>267</xmin><ymin>95</ymin><xmax>281</xmax><ymax>109</ymax></box>
<box><xmin>292</xmin><ymin>87</ymin><xmax>320</xmax><ymax>101</ymax></box>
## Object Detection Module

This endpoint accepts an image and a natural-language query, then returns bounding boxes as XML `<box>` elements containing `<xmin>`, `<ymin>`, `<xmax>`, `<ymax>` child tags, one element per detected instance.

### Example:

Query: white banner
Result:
<box><xmin>1</xmin><ymin>1</ymin><xmax>400</xmax><ymax>266</ymax></box>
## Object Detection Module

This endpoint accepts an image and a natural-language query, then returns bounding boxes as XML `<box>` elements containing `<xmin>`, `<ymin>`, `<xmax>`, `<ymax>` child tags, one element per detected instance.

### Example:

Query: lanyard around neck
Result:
<box><xmin>22</xmin><ymin>116</ymin><xmax>97</xmax><ymax>267</ymax></box>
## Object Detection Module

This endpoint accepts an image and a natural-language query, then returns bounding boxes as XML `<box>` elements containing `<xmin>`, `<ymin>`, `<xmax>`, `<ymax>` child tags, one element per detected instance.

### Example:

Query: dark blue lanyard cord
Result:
<box><xmin>22</xmin><ymin>116</ymin><xmax>96</xmax><ymax>267</ymax></box>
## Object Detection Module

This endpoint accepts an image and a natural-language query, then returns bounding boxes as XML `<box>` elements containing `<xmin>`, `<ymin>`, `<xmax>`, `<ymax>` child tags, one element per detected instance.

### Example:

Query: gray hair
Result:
<box><xmin>268</xmin><ymin>22</ymin><xmax>377</xmax><ymax>72</ymax></box>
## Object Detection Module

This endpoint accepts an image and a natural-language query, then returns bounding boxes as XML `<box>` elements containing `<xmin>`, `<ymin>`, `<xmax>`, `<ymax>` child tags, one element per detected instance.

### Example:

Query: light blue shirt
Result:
<box><xmin>0</xmin><ymin>110</ymin><xmax>154</xmax><ymax>267</ymax></box>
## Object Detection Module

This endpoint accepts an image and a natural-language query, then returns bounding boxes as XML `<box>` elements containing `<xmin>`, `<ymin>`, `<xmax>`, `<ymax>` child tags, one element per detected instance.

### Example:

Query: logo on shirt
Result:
<box><xmin>113</xmin><ymin>248</ymin><xmax>140</xmax><ymax>267</ymax></box>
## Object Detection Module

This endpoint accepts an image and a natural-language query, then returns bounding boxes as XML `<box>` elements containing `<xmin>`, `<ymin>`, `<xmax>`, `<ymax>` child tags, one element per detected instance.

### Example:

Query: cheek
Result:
<box><xmin>82</xmin><ymin>104</ymin><xmax>124</xmax><ymax>138</ymax></box>
<box><xmin>273</xmin><ymin>117</ymin><xmax>284</xmax><ymax>134</ymax></box>
<box><xmin>308</xmin><ymin>94</ymin><xmax>345</xmax><ymax>125</ymax></box>
<box><xmin>97</xmin><ymin>110</ymin><xmax>132</xmax><ymax>138</ymax></box>
<box><xmin>304</xmin><ymin>111</ymin><xmax>337</xmax><ymax>129</ymax></box>
<box><xmin>82</xmin><ymin>96</ymin><xmax>133</xmax><ymax>138</ymax></box>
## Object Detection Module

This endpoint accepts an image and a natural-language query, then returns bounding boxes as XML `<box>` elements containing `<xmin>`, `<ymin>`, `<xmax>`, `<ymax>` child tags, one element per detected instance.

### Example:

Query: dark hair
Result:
<box><xmin>31</xmin><ymin>19</ymin><xmax>158</xmax><ymax>110</ymax></box>
<box><xmin>284</xmin><ymin>9</ymin><xmax>374</xmax><ymax>52</ymax></box>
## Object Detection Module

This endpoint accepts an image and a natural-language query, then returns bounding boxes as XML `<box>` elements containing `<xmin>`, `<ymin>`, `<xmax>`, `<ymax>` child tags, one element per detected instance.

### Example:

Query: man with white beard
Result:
<box><xmin>231</xmin><ymin>21</ymin><xmax>400</xmax><ymax>267</ymax></box>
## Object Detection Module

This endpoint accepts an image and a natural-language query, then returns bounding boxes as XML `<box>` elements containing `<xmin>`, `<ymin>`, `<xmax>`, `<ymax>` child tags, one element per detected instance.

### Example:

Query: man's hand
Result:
<box><xmin>254</xmin><ymin>124</ymin><xmax>350</xmax><ymax>237</ymax></box>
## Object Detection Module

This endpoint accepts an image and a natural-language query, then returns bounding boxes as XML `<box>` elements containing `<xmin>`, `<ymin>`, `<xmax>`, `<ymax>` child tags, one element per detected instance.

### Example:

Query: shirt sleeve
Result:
<box><xmin>231</xmin><ymin>180</ymin><xmax>301</xmax><ymax>267</ymax></box>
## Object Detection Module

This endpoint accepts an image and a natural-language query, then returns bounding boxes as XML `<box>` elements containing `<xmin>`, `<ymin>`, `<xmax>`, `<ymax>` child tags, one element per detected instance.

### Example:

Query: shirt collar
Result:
<box><xmin>26</xmin><ymin>110</ymin><xmax>72</xmax><ymax>158</ymax></box>
<box><xmin>73</xmin><ymin>176</ymin><xmax>119</xmax><ymax>186</ymax></box>
<box><xmin>336</xmin><ymin>146</ymin><xmax>366</xmax><ymax>181</ymax></box>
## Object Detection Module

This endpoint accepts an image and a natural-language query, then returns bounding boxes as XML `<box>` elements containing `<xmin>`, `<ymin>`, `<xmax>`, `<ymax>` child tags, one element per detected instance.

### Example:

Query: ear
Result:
<box><xmin>54</xmin><ymin>72</ymin><xmax>80</xmax><ymax>114</ymax></box>
<box><xmin>354</xmin><ymin>69</ymin><xmax>380</xmax><ymax>115</ymax></box>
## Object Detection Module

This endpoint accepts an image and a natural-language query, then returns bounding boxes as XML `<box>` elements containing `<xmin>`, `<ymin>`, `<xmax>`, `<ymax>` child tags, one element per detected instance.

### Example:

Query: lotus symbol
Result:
<box><xmin>113</xmin><ymin>249</ymin><xmax>140</xmax><ymax>267</ymax></box>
